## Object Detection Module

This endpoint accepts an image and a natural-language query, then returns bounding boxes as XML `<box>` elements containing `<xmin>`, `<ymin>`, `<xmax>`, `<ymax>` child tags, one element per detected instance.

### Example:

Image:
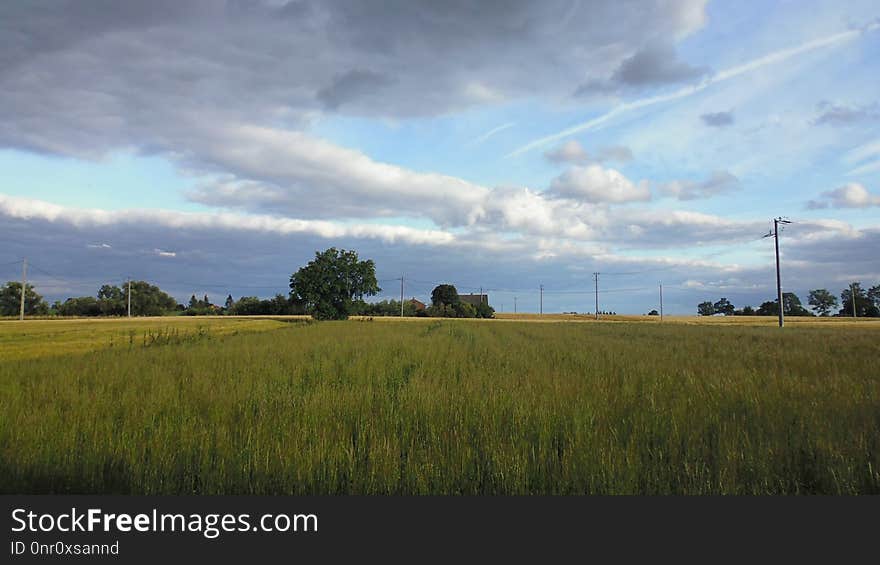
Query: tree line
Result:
<box><xmin>697</xmin><ymin>283</ymin><xmax>880</xmax><ymax>317</ymax></box>
<box><xmin>0</xmin><ymin>247</ymin><xmax>494</xmax><ymax>320</ymax></box>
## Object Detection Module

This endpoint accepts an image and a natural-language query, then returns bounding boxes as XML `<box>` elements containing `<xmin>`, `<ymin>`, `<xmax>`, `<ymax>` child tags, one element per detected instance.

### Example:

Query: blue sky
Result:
<box><xmin>1</xmin><ymin>1</ymin><xmax>879</xmax><ymax>314</ymax></box>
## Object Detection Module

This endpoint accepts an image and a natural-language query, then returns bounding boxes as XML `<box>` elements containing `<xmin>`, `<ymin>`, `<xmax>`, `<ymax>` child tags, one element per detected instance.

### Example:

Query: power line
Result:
<box><xmin>763</xmin><ymin>217</ymin><xmax>792</xmax><ymax>328</ymax></box>
<box><xmin>593</xmin><ymin>272</ymin><xmax>599</xmax><ymax>320</ymax></box>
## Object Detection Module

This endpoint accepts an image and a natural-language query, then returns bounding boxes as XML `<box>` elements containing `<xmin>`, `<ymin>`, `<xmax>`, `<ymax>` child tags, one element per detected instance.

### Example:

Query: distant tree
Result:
<box><xmin>808</xmin><ymin>289</ymin><xmax>838</xmax><ymax>317</ymax></box>
<box><xmin>289</xmin><ymin>248</ymin><xmax>380</xmax><ymax>320</ymax></box>
<box><xmin>57</xmin><ymin>296</ymin><xmax>101</xmax><ymax>317</ymax></box>
<box><xmin>231</xmin><ymin>296</ymin><xmax>262</xmax><ymax>315</ymax></box>
<box><xmin>431</xmin><ymin>284</ymin><xmax>460</xmax><ymax>308</ymax></box>
<box><xmin>782</xmin><ymin>293</ymin><xmax>812</xmax><ymax>316</ymax></box>
<box><xmin>756</xmin><ymin>300</ymin><xmax>778</xmax><ymax>316</ymax></box>
<box><xmin>97</xmin><ymin>284</ymin><xmax>126</xmax><ymax>316</ymax></box>
<box><xmin>697</xmin><ymin>301</ymin><xmax>714</xmax><ymax>316</ymax></box>
<box><xmin>228</xmin><ymin>294</ymin><xmax>305</xmax><ymax>316</ymax></box>
<box><xmin>353</xmin><ymin>299</ymin><xmax>417</xmax><ymax>317</ymax></box>
<box><xmin>0</xmin><ymin>282</ymin><xmax>48</xmax><ymax>316</ymax></box>
<box><xmin>189</xmin><ymin>294</ymin><xmax>199</xmax><ymax>309</ymax></box>
<box><xmin>224</xmin><ymin>294</ymin><xmax>235</xmax><ymax>312</ymax></box>
<box><xmin>713</xmin><ymin>297</ymin><xmax>735</xmax><ymax>316</ymax></box>
<box><xmin>124</xmin><ymin>281</ymin><xmax>178</xmax><ymax>316</ymax></box>
<box><xmin>647</xmin><ymin>309</ymin><xmax>659</xmax><ymax>316</ymax></box>
<box><xmin>425</xmin><ymin>284</ymin><xmax>490</xmax><ymax>318</ymax></box>
<box><xmin>473</xmin><ymin>301</ymin><xmax>495</xmax><ymax>319</ymax></box>
<box><xmin>867</xmin><ymin>284</ymin><xmax>880</xmax><ymax>311</ymax></box>
<box><xmin>840</xmin><ymin>282</ymin><xmax>879</xmax><ymax>317</ymax></box>
<box><xmin>740</xmin><ymin>305</ymin><xmax>755</xmax><ymax>316</ymax></box>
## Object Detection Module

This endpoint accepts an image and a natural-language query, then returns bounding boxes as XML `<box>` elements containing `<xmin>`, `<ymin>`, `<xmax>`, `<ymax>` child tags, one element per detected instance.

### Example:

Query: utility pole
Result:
<box><xmin>767</xmin><ymin>217</ymin><xmax>791</xmax><ymax>328</ymax></box>
<box><xmin>514</xmin><ymin>296</ymin><xmax>517</xmax><ymax>313</ymax></box>
<box><xmin>19</xmin><ymin>258</ymin><xmax>27</xmax><ymax>321</ymax></box>
<box><xmin>127</xmin><ymin>278</ymin><xmax>132</xmax><ymax>318</ymax></box>
<box><xmin>851</xmin><ymin>282</ymin><xmax>858</xmax><ymax>318</ymax></box>
<box><xmin>593</xmin><ymin>272</ymin><xmax>600</xmax><ymax>320</ymax></box>
<box><xmin>659</xmin><ymin>282</ymin><xmax>664</xmax><ymax>323</ymax></box>
<box><xmin>400</xmin><ymin>276</ymin><xmax>404</xmax><ymax>317</ymax></box>
<box><xmin>539</xmin><ymin>285</ymin><xmax>544</xmax><ymax>316</ymax></box>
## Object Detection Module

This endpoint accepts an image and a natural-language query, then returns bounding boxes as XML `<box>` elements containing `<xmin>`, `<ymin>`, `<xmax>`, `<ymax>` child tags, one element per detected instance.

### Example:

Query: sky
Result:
<box><xmin>1</xmin><ymin>0</ymin><xmax>879</xmax><ymax>314</ymax></box>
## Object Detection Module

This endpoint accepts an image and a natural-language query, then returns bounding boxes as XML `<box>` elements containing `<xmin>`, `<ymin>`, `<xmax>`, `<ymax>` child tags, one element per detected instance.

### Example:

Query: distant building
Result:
<box><xmin>409</xmin><ymin>298</ymin><xmax>426</xmax><ymax>311</ymax></box>
<box><xmin>459</xmin><ymin>293</ymin><xmax>489</xmax><ymax>308</ymax></box>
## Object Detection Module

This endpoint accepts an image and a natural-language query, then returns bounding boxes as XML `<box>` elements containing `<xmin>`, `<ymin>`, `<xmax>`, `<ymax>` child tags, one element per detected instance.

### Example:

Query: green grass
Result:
<box><xmin>0</xmin><ymin>316</ymin><xmax>297</xmax><ymax>361</ymax></box>
<box><xmin>1</xmin><ymin>319</ymin><xmax>878</xmax><ymax>494</ymax></box>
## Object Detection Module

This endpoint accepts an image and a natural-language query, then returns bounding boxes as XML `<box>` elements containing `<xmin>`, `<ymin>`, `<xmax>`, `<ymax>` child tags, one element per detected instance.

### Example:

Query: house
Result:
<box><xmin>409</xmin><ymin>298</ymin><xmax>426</xmax><ymax>312</ymax></box>
<box><xmin>459</xmin><ymin>293</ymin><xmax>489</xmax><ymax>308</ymax></box>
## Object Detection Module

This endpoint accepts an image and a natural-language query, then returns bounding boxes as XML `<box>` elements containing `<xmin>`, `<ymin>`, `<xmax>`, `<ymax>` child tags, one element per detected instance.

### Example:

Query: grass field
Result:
<box><xmin>1</xmin><ymin>316</ymin><xmax>878</xmax><ymax>494</ymax></box>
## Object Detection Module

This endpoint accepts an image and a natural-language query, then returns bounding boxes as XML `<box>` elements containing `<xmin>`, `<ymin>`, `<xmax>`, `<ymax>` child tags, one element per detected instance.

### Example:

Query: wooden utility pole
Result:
<box><xmin>400</xmin><ymin>276</ymin><xmax>404</xmax><ymax>317</ymax></box>
<box><xmin>539</xmin><ymin>285</ymin><xmax>543</xmax><ymax>316</ymax></box>
<box><xmin>593</xmin><ymin>272</ymin><xmax>600</xmax><ymax>320</ymax></box>
<box><xmin>19</xmin><ymin>258</ymin><xmax>27</xmax><ymax>321</ymax></box>
<box><xmin>767</xmin><ymin>217</ymin><xmax>791</xmax><ymax>328</ymax></box>
<box><xmin>127</xmin><ymin>279</ymin><xmax>132</xmax><ymax>318</ymax></box>
<box><xmin>659</xmin><ymin>282</ymin><xmax>664</xmax><ymax>322</ymax></box>
<box><xmin>851</xmin><ymin>282</ymin><xmax>858</xmax><ymax>318</ymax></box>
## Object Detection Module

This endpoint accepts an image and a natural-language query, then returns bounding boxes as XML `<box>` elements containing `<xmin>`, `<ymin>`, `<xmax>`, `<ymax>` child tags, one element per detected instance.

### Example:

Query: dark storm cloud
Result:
<box><xmin>614</xmin><ymin>41</ymin><xmax>708</xmax><ymax>86</ymax></box>
<box><xmin>700</xmin><ymin>111</ymin><xmax>734</xmax><ymax>127</ymax></box>
<box><xmin>0</xmin><ymin>0</ymin><xmax>709</xmax><ymax>226</ymax></box>
<box><xmin>317</xmin><ymin>69</ymin><xmax>396</xmax><ymax>110</ymax></box>
<box><xmin>2</xmin><ymin>203</ymin><xmax>874</xmax><ymax>314</ymax></box>
<box><xmin>0</xmin><ymin>0</ymin><xmax>708</xmax><ymax>148</ymax></box>
<box><xmin>575</xmin><ymin>41</ymin><xmax>709</xmax><ymax>97</ymax></box>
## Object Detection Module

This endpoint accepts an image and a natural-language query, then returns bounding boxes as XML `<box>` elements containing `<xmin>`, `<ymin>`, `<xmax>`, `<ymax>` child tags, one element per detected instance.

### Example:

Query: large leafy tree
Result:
<box><xmin>713</xmin><ymin>297</ymin><xmax>734</xmax><ymax>316</ymax></box>
<box><xmin>782</xmin><ymin>292</ymin><xmax>812</xmax><ymax>316</ymax></box>
<box><xmin>97</xmin><ymin>284</ymin><xmax>126</xmax><ymax>316</ymax></box>
<box><xmin>756</xmin><ymin>300</ymin><xmax>778</xmax><ymax>316</ymax></box>
<box><xmin>56</xmin><ymin>296</ymin><xmax>101</xmax><ymax>317</ymax></box>
<box><xmin>289</xmin><ymin>248</ymin><xmax>380</xmax><ymax>320</ymax></box>
<box><xmin>808</xmin><ymin>289</ymin><xmax>838</xmax><ymax>317</ymax></box>
<box><xmin>0</xmin><ymin>282</ymin><xmax>48</xmax><ymax>316</ymax></box>
<box><xmin>867</xmin><ymin>284</ymin><xmax>880</xmax><ymax>311</ymax></box>
<box><xmin>125</xmin><ymin>281</ymin><xmax>178</xmax><ymax>316</ymax></box>
<box><xmin>840</xmin><ymin>282</ymin><xmax>879</xmax><ymax>317</ymax></box>
<box><xmin>697</xmin><ymin>301</ymin><xmax>714</xmax><ymax>316</ymax></box>
<box><xmin>755</xmin><ymin>293</ymin><xmax>812</xmax><ymax>317</ymax></box>
<box><xmin>431</xmin><ymin>284</ymin><xmax>460</xmax><ymax>308</ymax></box>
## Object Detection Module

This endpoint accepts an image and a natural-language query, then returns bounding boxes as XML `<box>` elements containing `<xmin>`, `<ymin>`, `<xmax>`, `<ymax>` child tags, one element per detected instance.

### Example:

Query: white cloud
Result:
<box><xmin>0</xmin><ymin>193</ymin><xmax>458</xmax><ymax>247</ymax></box>
<box><xmin>807</xmin><ymin>183</ymin><xmax>880</xmax><ymax>209</ymax></box>
<box><xmin>186</xmin><ymin>123</ymin><xmax>490</xmax><ymax>227</ymax></box>
<box><xmin>549</xmin><ymin>165</ymin><xmax>651</xmax><ymax>203</ymax></box>
<box><xmin>660</xmin><ymin>171</ymin><xmax>740</xmax><ymax>200</ymax></box>
<box><xmin>545</xmin><ymin>140</ymin><xmax>633</xmax><ymax>165</ymax></box>
<box><xmin>545</xmin><ymin>140</ymin><xmax>591</xmax><ymax>164</ymax></box>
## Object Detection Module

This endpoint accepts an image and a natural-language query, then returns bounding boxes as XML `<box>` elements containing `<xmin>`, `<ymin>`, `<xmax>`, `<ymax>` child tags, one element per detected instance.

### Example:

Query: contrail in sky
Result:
<box><xmin>467</xmin><ymin>122</ymin><xmax>516</xmax><ymax>146</ymax></box>
<box><xmin>506</xmin><ymin>21</ymin><xmax>880</xmax><ymax>158</ymax></box>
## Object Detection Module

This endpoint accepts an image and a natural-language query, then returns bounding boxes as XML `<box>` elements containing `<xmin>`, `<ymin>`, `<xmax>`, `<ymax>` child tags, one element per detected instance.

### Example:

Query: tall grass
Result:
<box><xmin>0</xmin><ymin>320</ymin><xmax>878</xmax><ymax>494</ymax></box>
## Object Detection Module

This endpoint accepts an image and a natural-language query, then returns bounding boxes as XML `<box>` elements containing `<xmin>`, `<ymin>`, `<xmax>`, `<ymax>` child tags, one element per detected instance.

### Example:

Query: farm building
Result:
<box><xmin>460</xmin><ymin>293</ymin><xmax>489</xmax><ymax>307</ymax></box>
<box><xmin>409</xmin><ymin>298</ymin><xmax>426</xmax><ymax>312</ymax></box>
